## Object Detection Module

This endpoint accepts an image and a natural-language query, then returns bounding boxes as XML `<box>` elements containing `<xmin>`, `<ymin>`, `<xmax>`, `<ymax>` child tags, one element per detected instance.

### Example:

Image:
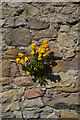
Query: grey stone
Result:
<box><xmin>14</xmin><ymin>17</ymin><xmax>27</xmax><ymax>27</ymax></box>
<box><xmin>47</xmin><ymin>93</ymin><xmax>79</xmax><ymax>109</ymax></box>
<box><xmin>10</xmin><ymin>101</ymin><xmax>20</xmax><ymax>111</ymax></box>
<box><xmin>61</xmin><ymin>6</ymin><xmax>74</xmax><ymax>14</ymax></box>
<box><xmin>8</xmin><ymin>89</ymin><xmax>24</xmax><ymax>101</ymax></box>
<box><xmin>60</xmin><ymin>25</ymin><xmax>69</xmax><ymax>32</ymax></box>
<box><xmin>13</xmin><ymin>76</ymin><xmax>34</xmax><ymax>86</ymax></box>
<box><xmin>70</xmin><ymin>55</ymin><xmax>79</xmax><ymax>70</ymax></box>
<box><xmin>67</xmin><ymin>69</ymin><xmax>78</xmax><ymax>76</ymax></box>
<box><xmin>46</xmin><ymin>112</ymin><xmax>58</xmax><ymax>118</ymax></box>
<box><xmin>57</xmin><ymin>33</ymin><xmax>75</xmax><ymax>47</ymax></box>
<box><xmin>2</xmin><ymin>60</ymin><xmax>10</xmax><ymax>77</ymax></box>
<box><xmin>65</xmin><ymin>49</ymin><xmax>76</xmax><ymax>58</ymax></box>
<box><xmin>4</xmin><ymin>17</ymin><xmax>15</xmax><ymax>27</ymax></box>
<box><xmin>28</xmin><ymin>6</ymin><xmax>39</xmax><ymax>16</ymax></box>
<box><xmin>67</xmin><ymin>17</ymin><xmax>79</xmax><ymax>24</ymax></box>
<box><xmin>28</xmin><ymin>18</ymin><xmax>50</xmax><ymax>30</ymax></box>
<box><xmin>14</xmin><ymin>111</ymin><xmax>22</xmax><ymax>118</ymax></box>
<box><xmin>0</xmin><ymin>91</ymin><xmax>8</xmax><ymax>103</ymax></box>
<box><xmin>2</xmin><ymin>113</ymin><xmax>15</xmax><ymax>119</ymax></box>
<box><xmin>42</xmin><ymin>97</ymin><xmax>51</xmax><ymax>104</ymax></box>
<box><xmin>34</xmin><ymin>29</ymin><xmax>57</xmax><ymax>41</ymax></box>
<box><xmin>40</xmin><ymin>106</ymin><xmax>53</xmax><ymax>118</ymax></box>
<box><xmin>0</xmin><ymin>77</ymin><xmax>12</xmax><ymax>86</ymax></box>
<box><xmin>5</xmin><ymin>28</ymin><xmax>32</xmax><ymax>47</ymax></box>
<box><xmin>49</xmin><ymin>47</ymin><xmax>63</xmax><ymax>59</ymax></box>
<box><xmin>69</xmin><ymin>31</ymin><xmax>78</xmax><ymax>42</ymax></box>
<box><xmin>23</xmin><ymin>97</ymin><xmax>44</xmax><ymax>108</ymax></box>
<box><xmin>24</xmin><ymin>110</ymin><xmax>40</xmax><ymax>119</ymax></box>
<box><xmin>8</xmin><ymin>2</ymin><xmax>22</xmax><ymax>8</ymax></box>
<box><xmin>10</xmin><ymin>62</ymin><xmax>20</xmax><ymax>77</ymax></box>
<box><xmin>0</xmin><ymin>19</ymin><xmax>6</xmax><ymax>27</ymax></box>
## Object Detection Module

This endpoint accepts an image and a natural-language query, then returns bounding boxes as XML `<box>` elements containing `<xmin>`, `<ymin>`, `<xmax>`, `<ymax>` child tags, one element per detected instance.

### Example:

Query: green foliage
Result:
<box><xmin>16</xmin><ymin>41</ymin><xmax>50</xmax><ymax>84</ymax></box>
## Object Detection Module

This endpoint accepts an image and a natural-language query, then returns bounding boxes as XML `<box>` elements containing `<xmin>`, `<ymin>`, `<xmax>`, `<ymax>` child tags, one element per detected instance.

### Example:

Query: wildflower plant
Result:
<box><xmin>16</xmin><ymin>40</ymin><xmax>50</xmax><ymax>84</ymax></box>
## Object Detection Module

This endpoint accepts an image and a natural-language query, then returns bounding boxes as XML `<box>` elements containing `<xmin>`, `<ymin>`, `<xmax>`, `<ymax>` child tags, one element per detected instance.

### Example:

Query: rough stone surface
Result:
<box><xmin>4</xmin><ymin>17</ymin><xmax>15</xmax><ymax>27</ymax></box>
<box><xmin>5</xmin><ymin>49</ymin><xmax>24</xmax><ymax>58</ymax></box>
<box><xmin>60</xmin><ymin>25</ymin><xmax>69</xmax><ymax>32</ymax></box>
<box><xmin>47</xmin><ymin>93</ymin><xmax>79</xmax><ymax>108</ymax></box>
<box><xmin>10</xmin><ymin>62</ymin><xmax>19</xmax><ymax>77</ymax></box>
<box><xmin>70</xmin><ymin>55</ymin><xmax>79</xmax><ymax>70</ymax></box>
<box><xmin>7</xmin><ymin>89</ymin><xmax>24</xmax><ymax>101</ymax></box>
<box><xmin>5</xmin><ymin>28</ymin><xmax>32</xmax><ymax>47</ymax></box>
<box><xmin>28</xmin><ymin>18</ymin><xmax>50</xmax><ymax>30</ymax></box>
<box><xmin>8</xmin><ymin>2</ymin><xmax>22</xmax><ymax>8</ymax></box>
<box><xmin>13</xmin><ymin>77</ymin><xmax>34</xmax><ymax>86</ymax></box>
<box><xmin>23</xmin><ymin>97</ymin><xmax>44</xmax><ymax>108</ymax></box>
<box><xmin>61</xmin><ymin>6</ymin><xmax>74</xmax><ymax>14</ymax></box>
<box><xmin>1</xmin><ymin>2</ymin><xmax>80</xmax><ymax>119</ymax></box>
<box><xmin>66</xmin><ymin>49</ymin><xmax>76</xmax><ymax>58</ymax></box>
<box><xmin>48</xmin><ymin>42</ymin><xmax>63</xmax><ymax>58</ymax></box>
<box><xmin>26</xmin><ymin>88</ymin><xmax>43</xmax><ymax>99</ymax></box>
<box><xmin>27</xmin><ymin>6</ymin><xmax>39</xmax><ymax>16</ymax></box>
<box><xmin>40</xmin><ymin>106</ymin><xmax>53</xmax><ymax>118</ymax></box>
<box><xmin>18</xmin><ymin>64</ymin><xmax>27</xmax><ymax>76</ymax></box>
<box><xmin>46</xmin><ymin>112</ymin><xmax>58</xmax><ymax>118</ymax></box>
<box><xmin>14</xmin><ymin>111</ymin><xmax>22</xmax><ymax>118</ymax></box>
<box><xmin>9</xmin><ymin>101</ymin><xmax>20</xmax><ymax>111</ymax></box>
<box><xmin>67</xmin><ymin>17</ymin><xmax>79</xmax><ymax>24</ymax></box>
<box><xmin>68</xmin><ymin>69</ymin><xmax>78</xmax><ymax>76</ymax></box>
<box><xmin>52</xmin><ymin>60</ymin><xmax>69</xmax><ymax>73</ymax></box>
<box><xmin>2</xmin><ymin>60</ymin><xmax>10</xmax><ymax>76</ymax></box>
<box><xmin>57</xmin><ymin>33</ymin><xmax>75</xmax><ymax>47</ymax></box>
<box><xmin>2</xmin><ymin>113</ymin><xmax>15</xmax><ymax>119</ymax></box>
<box><xmin>56</xmin><ymin>88</ymin><xmax>80</xmax><ymax>93</ymax></box>
<box><xmin>0</xmin><ymin>77</ymin><xmax>12</xmax><ymax>85</ymax></box>
<box><xmin>14</xmin><ymin>17</ymin><xmax>27</xmax><ymax>27</ymax></box>
<box><xmin>61</xmin><ymin>111</ymin><xmax>80</xmax><ymax>118</ymax></box>
<box><xmin>50</xmin><ymin>80</ymin><xmax>73</xmax><ymax>87</ymax></box>
<box><xmin>34</xmin><ymin>29</ymin><xmax>57</xmax><ymax>40</ymax></box>
<box><xmin>23</xmin><ymin>110</ymin><xmax>40</xmax><ymax>119</ymax></box>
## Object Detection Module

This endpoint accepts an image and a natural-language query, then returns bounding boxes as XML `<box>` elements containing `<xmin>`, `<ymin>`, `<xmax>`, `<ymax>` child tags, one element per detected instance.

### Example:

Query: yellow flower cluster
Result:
<box><xmin>31</xmin><ymin>43</ymin><xmax>36</xmax><ymax>50</ymax></box>
<box><xmin>16</xmin><ymin>53</ymin><xmax>30</xmax><ymax>64</ymax></box>
<box><xmin>30</xmin><ymin>40</ymin><xmax>50</xmax><ymax>60</ymax></box>
<box><xmin>27</xmin><ymin>71</ymin><xmax>30</xmax><ymax>75</ymax></box>
<box><xmin>16</xmin><ymin>40</ymin><xmax>50</xmax><ymax>76</ymax></box>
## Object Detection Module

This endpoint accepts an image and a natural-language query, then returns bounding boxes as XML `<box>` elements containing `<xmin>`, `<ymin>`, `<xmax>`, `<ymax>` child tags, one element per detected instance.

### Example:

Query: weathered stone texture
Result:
<box><xmin>52</xmin><ymin>60</ymin><xmax>69</xmax><ymax>73</ymax></box>
<box><xmin>1</xmin><ymin>2</ymin><xmax>80</xmax><ymax>119</ymax></box>
<box><xmin>5</xmin><ymin>28</ymin><xmax>32</xmax><ymax>47</ymax></box>
<box><xmin>2</xmin><ymin>60</ymin><xmax>10</xmax><ymax>76</ymax></box>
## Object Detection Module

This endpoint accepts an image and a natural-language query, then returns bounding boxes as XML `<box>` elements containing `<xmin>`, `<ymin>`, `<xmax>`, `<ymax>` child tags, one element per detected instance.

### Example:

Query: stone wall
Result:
<box><xmin>0</xmin><ymin>2</ymin><xmax>80</xmax><ymax>119</ymax></box>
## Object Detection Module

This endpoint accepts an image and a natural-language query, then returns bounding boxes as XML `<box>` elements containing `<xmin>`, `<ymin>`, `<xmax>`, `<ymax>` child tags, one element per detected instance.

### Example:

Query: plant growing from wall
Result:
<box><xmin>16</xmin><ymin>40</ymin><xmax>50</xmax><ymax>84</ymax></box>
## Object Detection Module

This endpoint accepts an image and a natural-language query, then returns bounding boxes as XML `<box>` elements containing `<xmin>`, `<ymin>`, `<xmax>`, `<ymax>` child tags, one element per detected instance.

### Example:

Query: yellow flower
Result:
<box><xmin>38</xmin><ymin>53</ymin><xmax>42</xmax><ymax>57</ymax></box>
<box><xmin>24</xmin><ymin>57</ymin><xmax>28</xmax><ymax>62</ymax></box>
<box><xmin>47</xmin><ymin>47</ymin><xmax>50</xmax><ymax>51</ymax></box>
<box><xmin>40</xmin><ymin>45</ymin><xmax>43</xmax><ymax>48</ymax></box>
<box><xmin>36</xmin><ymin>49</ymin><xmax>39</xmax><ymax>53</ymax></box>
<box><xmin>28</xmin><ymin>57</ymin><xmax>31</xmax><ymax>60</ymax></box>
<box><xmin>43</xmin><ymin>53</ymin><xmax>48</xmax><ymax>57</ymax></box>
<box><xmin>20</xmin><ymin>59</ymin><xmax>24</xmax><ymax>64</ymax></box>
<box><xmin>18</xmin><ymin>53</ymin><xmax>24</xmax><ymax>57</ymax></box>
<box><xmin>43</xmin><ymin>44</ymin><xmax>48</xmax><ymax>48</ymax></box>
<box><xmin>39</xmin><ymin>48</ymin><xmax>46</xmax><ymax>53</ymax></box>
<box><xmin>31</xmin><ymin>50</ymin><xmax>35</xmax><ymax>56</ymax></box>
<box><xmin>16</xmin><ymin>58</ymin><xmax>20</xmax><ymax>63</ymax></box>
<box><xmin>38</xmin><ymin>57</ymin><xmax>42</xmax><ymax>60</ymax></box>
<box><xmin>27</xmin><ymin>71</ymin><xmax>30</xmax><ymax>75</ymax></box>
<box><xmin>43</xmin><ymin>40</ymin><xmax>48</xmax><ymax>44</ymax></box>
<box><xmin>31</xmin><ymin>43</ymin><xmax>36</xmax><ymax>49</ymax></box>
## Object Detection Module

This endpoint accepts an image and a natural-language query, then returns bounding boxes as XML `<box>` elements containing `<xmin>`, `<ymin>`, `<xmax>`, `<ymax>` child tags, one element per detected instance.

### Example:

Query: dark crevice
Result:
<box><xmin>14</xmin><ymin>9</ymin><xmax>24</xmax><ymax>17</ymax></box>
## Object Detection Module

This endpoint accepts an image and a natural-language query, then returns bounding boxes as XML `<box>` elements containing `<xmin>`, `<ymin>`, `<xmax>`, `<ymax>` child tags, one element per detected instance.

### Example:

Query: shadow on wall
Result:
<box><xmin>46</xmin><ymin>51</ymin><xmax>62</xmax><ymax>83</ymax></box>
